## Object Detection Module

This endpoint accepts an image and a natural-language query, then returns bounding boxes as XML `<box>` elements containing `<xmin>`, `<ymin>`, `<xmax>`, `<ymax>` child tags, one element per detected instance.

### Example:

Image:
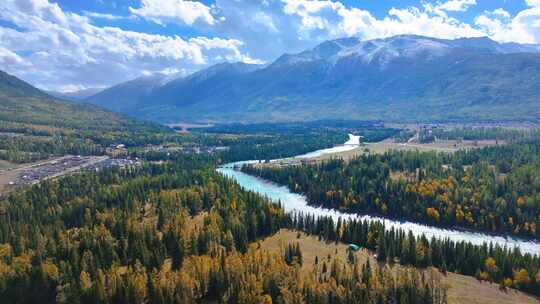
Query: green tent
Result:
<box><xmin>349</xmin><ymin>244</ymin><xmax>360</xmax><ymax>251</ymax></box>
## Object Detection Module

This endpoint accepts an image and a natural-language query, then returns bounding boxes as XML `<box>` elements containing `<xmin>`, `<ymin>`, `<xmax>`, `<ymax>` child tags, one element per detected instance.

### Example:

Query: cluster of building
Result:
<box><xmin>105</xmin><ymin>144</ymin><xmax>128</xmax><ymax>157</ymax></box>
<box><xmin>12</xmin><ymin>156</ymin><xmax>140</xmax><ymax>187</ymax></box>
<box><xmin>144</xmin><ymin>144</ymin><xmax>229</xmax><ymax>155</ymax></box>
<box><xmin>18</xmin><ymin>156</ymin><xmax>97</xmax><ymax>184</ymax></box>
<box><xmin>86</xmin><ymin>158</ymin><xmax>141</xmax><ymax>171</ymax></box>
<box><xmin>3</xmin><ymin>141</ymin><xmax>230</xmax><ymax>192</ymax></box>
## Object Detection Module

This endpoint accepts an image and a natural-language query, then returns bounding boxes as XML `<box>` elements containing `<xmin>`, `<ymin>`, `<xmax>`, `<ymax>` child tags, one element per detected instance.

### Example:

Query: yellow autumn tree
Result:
<box><xmin>426</xmin><ymin>207</ymin><xmax>440</xmax><ymax>222</ymax></box>
<box><xmin>513</xmin><ymin>268</ymin><xmax>530</xmax><ymax>286</ymax></box>
<box><xmin>484</xmin><ymin>257</ymin><xmax>497</xmax><ymax>281</ymax></box>
<box><xmin>80</xmin><ymin>271</ymin><xmax>92</xmax><ymax>291</ymax></box>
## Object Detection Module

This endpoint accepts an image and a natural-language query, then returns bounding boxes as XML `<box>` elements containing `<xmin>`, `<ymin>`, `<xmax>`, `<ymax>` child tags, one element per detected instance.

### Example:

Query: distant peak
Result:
<box><xmin>271</xmin><ymin>34</ymin><xmax>540</xmax><ymax>68</ymax></box>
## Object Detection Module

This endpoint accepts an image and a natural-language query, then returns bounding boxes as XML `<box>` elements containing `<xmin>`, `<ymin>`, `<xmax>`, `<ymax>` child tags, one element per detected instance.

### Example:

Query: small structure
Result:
<box><xmin>348</xmin><ymin>244</ymin><xmax>360</xmax><ymax>252</ymax></box>
<box><xmin>106</xmin><ymin>144</ymin><xmax>128</xmax><ymax>157</ymax></box>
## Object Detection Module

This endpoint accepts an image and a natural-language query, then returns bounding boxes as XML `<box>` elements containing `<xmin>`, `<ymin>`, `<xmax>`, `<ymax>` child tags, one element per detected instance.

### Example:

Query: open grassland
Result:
<box><xmin>0</xmin><ymin>160</ymin><xmax>17</xmax><ymax>171</ymax></box>
<box><xmin>255</xmin><ymin>229</ymin><xmax>540</xmax><ymax>304</ymax></box>
<box><xmin>254</xmin><ymin>138</ymin><xmax>503</xmax><ymax>169</ymax></box>
<box><xmin>312</xmin><ymin>139</ymin><xmax>503</xmax><ymax>162</ymax></box>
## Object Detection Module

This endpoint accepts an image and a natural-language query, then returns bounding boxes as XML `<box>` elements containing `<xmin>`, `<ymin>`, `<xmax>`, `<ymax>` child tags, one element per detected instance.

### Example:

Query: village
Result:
<box><xmin>0</xmin><ymin>154</ymin><xmax>140</xmax><ymax>196</ymax></box>
<box><xmin>0</xmin><ymin>140</ymin><xmax>235</xmax><ymax>196</ymax></box>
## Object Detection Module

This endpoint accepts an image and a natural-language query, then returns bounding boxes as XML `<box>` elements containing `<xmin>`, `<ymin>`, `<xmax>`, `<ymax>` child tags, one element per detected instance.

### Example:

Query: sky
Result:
<box><xmin>1</xmin><ymin>0</ymin><xmax>540</xmax><ymax>92</ymax></box>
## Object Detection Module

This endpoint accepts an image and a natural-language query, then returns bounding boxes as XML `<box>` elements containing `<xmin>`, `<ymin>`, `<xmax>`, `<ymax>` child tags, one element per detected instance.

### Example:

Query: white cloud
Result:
<box><xmin>0</xmin><ymin>46</ymin><xmax>30</xmax><ymax>68</ymax></box>
<box><xmin>129</xmin><ymin>0</ymin><xmax>216</xmax><ymax>26</ymax></box>
<box><xmin>57</xmin><ymin>84</ymin><xmax>87</xmax><ymax>93</ymax></box>
<box><xmin>82</xmin><ymin>11</ymin><xmax>134</xmax><ymax>21</ymax></box>
<box><xmin>344</xmin><ymin>7</ymin><xmax>484</xmax><ymax>39</ymax></box>
<box><xmin>475</xmin><ymin>7</ymin><xmax>540</xmax><ymax>43</ymax></box>
<box><xmin>155</xmin><ymin>67</ymin><xmax>189</xmax><ymax>76</ymax></box>
<box><xmin>436</xmin><ymin>0</ymin><xmax>477</xmax><ymax>12</ymax></box>
<box><xmin>0</xmin><ymin>0</ymin><xmax>257</xmax><ymax>90</ymax></box>
<box><xmin>526</xmin><ymin>0</ymin><xmax>540</xmax><ymax>7</ymax></box>
<box><xmin>171</xmin><ymin>0</ymin><xmax>484</xmax><ymax>61</ymax></box>
<box><xmin>490</xmin><ymin>8</ymin><xmax>511</xmax><ymax>19</ymax></box>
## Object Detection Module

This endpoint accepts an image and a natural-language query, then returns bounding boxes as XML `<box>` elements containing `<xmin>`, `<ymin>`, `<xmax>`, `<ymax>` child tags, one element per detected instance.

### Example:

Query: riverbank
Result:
<box><xmin>217</xmin><ymin>139</ymin><xmax>540</xmax><ymax>255</ymax></box>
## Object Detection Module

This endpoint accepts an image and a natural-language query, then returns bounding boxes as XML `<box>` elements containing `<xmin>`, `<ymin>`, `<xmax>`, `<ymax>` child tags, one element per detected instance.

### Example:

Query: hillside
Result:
<box><xmin>83</xmin><ymin>35</ymin><xmax>540</xmax><ymax>123</ymax></box>
<box><xmin>0</xmin><ymin>71</ymin><xmax>162</xmax><ymax>131</ymax></box>
<box><xmin>0</xmin><ymin>70</ymin><xmax>168</xmax><ymax>163</ymax></box>
<box><xmin>84</xmin><ymin>74</ymin><xmax>173</xmax><ymax>115</ymax></box>
<box><xmin>258</xmin><ymin>229</ymin><xmax>540</xmax><ymax>304</ymax></box>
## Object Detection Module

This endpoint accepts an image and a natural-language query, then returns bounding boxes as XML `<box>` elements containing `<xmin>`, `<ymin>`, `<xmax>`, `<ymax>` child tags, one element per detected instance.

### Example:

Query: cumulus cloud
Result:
<box><xmin>436</xmin><ymin>0</ymin><xmax>477</xmax><ymax>12</ymax></box>
<box><xmin>82</xmin><ymin>11</ymin><xmax>135</xmax><ymax>21</ymax></box>
<box><xmin>0</xmin><ymin>0</ymin><xmax>257</xmax><ymax>90</ymax></box>
<box><xmin>526</xmin><ymin>0</ymin><xmax>540</xmax><ymax>7</ymax></box>
<box><xmin>129</xmin><ymin>0</ymin><xmax>216</xmax><ymax>26</ymax></box>
<box><xmin>475</xmin><ymin>6</ymin><xmax>540</xmax><ymax>43</ymax></box>
<box><xmin>192</xmin><ymin>0</ymin><xmax>484</xmax><ymax>60</ymax></box>
<box><xmin>0</xmin><ymin>46</ymin><xmax>30</xmax><ymax>68</ymax></box>
<box><xmin>489</xmin><ymin>8</ymin><xmax>511</xmax><ymax>19</ymax></box>
<box><xmin>57</xmin><ymin>84</ymin><xmax>89</xmax><ymax>93</ymax></box>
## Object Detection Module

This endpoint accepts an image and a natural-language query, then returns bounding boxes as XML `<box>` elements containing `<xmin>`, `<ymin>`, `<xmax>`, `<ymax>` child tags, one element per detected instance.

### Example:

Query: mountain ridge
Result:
<box><xmin>0</xmin><ymin>70</ymin><xmax>164</xmax><ymax>133</ymax></box>
<box><xmin>82</xmin><ymin>35</ymin><xmax>540</xmax><ymax>123</ymax></box>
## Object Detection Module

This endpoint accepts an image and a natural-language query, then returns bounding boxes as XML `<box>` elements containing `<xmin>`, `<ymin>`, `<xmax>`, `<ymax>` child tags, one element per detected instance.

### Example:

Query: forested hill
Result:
<box><xmin>0</xmin><ymin>70</ymin><xmax>50</xmax><ymax>98</ymax></box>
<box><xmin>0</xmin><ymin>70</ymin><xmax>170</xmax><ymax>163</ymax></box>
<box><xmin>0</xmin><ymin>70</ymin><xmax>163</xmax><ymax>133</ymax></box>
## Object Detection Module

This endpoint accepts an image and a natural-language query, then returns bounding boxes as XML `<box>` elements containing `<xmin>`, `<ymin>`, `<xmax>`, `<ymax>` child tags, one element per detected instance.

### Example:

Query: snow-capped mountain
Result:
<box><xmin>272</xmin><ymin>35</ymin><xmax>540</xmax><ymax>68</ymax></box>
<box><xmin>83</xmin><ymin>35</ymin><xmax>540</xmax><ymax>123</ymax></box>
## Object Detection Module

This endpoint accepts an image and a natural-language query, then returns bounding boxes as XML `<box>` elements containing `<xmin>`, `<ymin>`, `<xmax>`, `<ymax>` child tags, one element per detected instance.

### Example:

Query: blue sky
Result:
<box><xmin>50</xmin><ymin>0</ymin><xmax>531</xmax><ymax>39</ymax></box>
<box><xmin>1</xmin><ymin>0</ymin><xmax>539</xmax><ymax>91</ymax></box>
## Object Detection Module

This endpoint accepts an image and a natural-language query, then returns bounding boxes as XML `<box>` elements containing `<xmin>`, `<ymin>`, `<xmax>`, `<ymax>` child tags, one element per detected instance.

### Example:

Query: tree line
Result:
<box><xmin>243</xmin><ymin>135</ymin><xmax>540</xmax><ymax>239</ymax></box>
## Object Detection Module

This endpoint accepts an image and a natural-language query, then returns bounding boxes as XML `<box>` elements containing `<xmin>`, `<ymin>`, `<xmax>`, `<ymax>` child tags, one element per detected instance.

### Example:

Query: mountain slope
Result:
<box><xmin>0</xmin><ymin>71</ymin><xmax>157</xmax><ymax>131</ymax></box>
<box><xmin>0</xmin><ymin>71</ymin><xmax>50</xmax><ymax>99</ymax></box>
<box><xmin>83</xmin><ymin>35</ymin><xmax>540</xmax><ymax>123</ymax></box>
<box><xmin>0</xmin><ymin>70</ymin><xmax>168</xmax><ymax>163</ymax></box>
<box><xmin>84</xmin><ymin>74</ymin><xmax>172</xmax><ymax>115</ymax></box>
<box><xmin>84</xmin><ymin>62</ymin><xmax>262</xmax><ymax>119</ymax></box>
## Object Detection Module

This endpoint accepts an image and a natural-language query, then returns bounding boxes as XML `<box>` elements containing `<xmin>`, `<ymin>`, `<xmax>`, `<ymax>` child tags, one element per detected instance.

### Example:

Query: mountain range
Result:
<box><xmin>80</xmin><ymin>35</ymin><xmax>540</xmax><ymax>122</ymax></box>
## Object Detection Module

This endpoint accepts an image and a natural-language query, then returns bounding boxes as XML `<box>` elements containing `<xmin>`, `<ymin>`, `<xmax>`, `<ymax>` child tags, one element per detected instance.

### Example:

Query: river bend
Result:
<box><xmin>217</xmin><ymin>135</ymin><xmax>540</xmax><ymax>255</ymax></box>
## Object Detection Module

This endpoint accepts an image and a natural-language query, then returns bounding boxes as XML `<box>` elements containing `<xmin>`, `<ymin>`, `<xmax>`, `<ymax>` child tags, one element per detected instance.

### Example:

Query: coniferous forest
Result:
<box><xmin>1</xmin><ymin>120</ymin><xmax>540</xmax><ymax>303</ymax></box>
<box><xmin>0</xmin><ymin>154</ymin><xmax>448</xmax><ymax>304</ymax></box>
<box><xmin>243</xmin><ymin>133</ymin><xmax>540</xmax><ymax>239</ymax></box>
<box><xmin>5</xmin><ymin>11</ymin><xmax>540</xmax><ymax>303</ymax></box>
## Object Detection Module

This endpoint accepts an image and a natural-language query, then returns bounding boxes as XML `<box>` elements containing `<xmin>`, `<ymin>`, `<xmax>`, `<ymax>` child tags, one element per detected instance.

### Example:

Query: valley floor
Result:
<box><xmin>313</xmin><ymin>138</ymin><xmax>503</xmax><ymax>162</ymax></box>
<box><xmin>252</xmin><ymin>138</ymin><xmax>503</xmax><ymax>169</ymax></box>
